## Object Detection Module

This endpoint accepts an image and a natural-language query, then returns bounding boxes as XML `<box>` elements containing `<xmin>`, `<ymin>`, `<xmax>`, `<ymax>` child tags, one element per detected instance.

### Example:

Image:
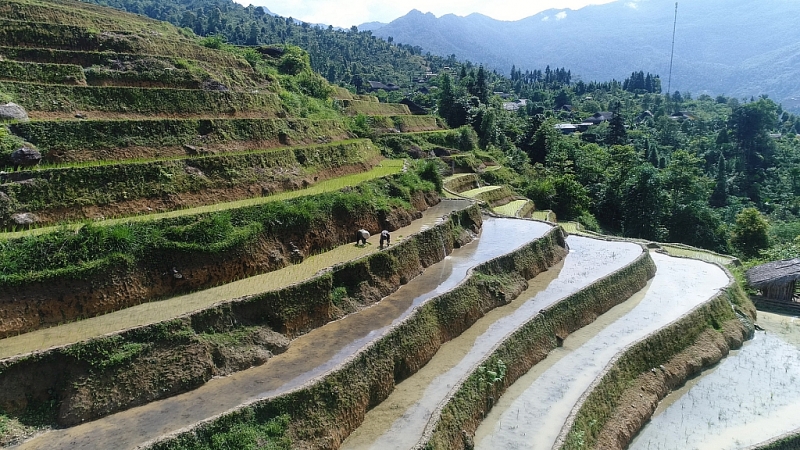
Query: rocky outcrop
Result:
<box><xmin>0</xmin><ymin>102</ymin><xmax>28</xmax><ymax>122</ymax></box>
<box><xmin>9</xmin><ymin>146</ymin><xmax>41</xmax><ymax>167</ymax></box>
<box><xmin>10</xmin><ymin>212</ymin><xmax>38</xmax><ymax>226</ymax></box>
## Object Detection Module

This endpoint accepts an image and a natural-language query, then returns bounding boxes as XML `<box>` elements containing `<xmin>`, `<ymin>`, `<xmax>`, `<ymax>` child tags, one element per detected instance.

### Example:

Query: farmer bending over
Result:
<box><xmin>356</xmin><ymin>229</ymin><xmax>370</xmax><ymax>245</ymax></box>
<box><xmin>380</xmin><ymin>230</ymin><xmax>390</xmax><ymax>249</ymax></box>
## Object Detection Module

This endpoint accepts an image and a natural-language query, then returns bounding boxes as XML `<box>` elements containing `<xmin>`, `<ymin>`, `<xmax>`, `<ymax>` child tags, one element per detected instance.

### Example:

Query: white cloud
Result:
<box><xmin>555</xmin><ymin>11</ymin><xmax>568</xmax><ymax>19</ymax></box>
<box><xmin>626</xmin><ymin>0</ymin><xmax>648</xmax><ymax>8</ymax></box>
<box><xmin>235</xmin><ymin>0</ymin><xmax>620</xmax><ymax>28</ymax></box>
<box><xmin>542</xmin><ymin>15</ymin><xmax>550</xmax><ymax>21</ymax></box>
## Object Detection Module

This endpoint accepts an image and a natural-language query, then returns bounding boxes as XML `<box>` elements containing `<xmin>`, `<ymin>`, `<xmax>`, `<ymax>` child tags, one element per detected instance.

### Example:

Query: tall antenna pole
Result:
<box><xmin>667</xmin><ymin>2</ymin><xmax>678</xmax><ymax>96</ymax></box>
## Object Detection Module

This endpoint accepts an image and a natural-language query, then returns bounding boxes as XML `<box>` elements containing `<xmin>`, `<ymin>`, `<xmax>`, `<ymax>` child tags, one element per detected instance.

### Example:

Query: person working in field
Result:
<box><xmin>380</xmin><ymin>230</ymin><xmax>390</xmax><ymax>249</ymax></box>
<box><xmin>356</xmin><ymin>229</ymin><xmax>370</xmax><ymax>246</ymax></box>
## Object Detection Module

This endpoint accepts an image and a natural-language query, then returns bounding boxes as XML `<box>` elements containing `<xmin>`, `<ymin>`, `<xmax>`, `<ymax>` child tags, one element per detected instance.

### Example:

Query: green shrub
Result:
<box><xmin>9</xmin><ymin>117</ymin><xmax>348</xmax><ymax>156</ymax></box>
<box><xmin>732</xmin><ymin>207</ymin><xmax>770</xmax><ymax>257</ymax></box>
<box><xmin>0</xmin><ymin>81</ymin><xmax>282</xmax><ymax>114</ymax></box>
<box><xmin>0</xmin><ymin>126</ymin><xmax>24</xmax><ymax>165</ymax></box>
<box><xmin>277</xmin><ymin>46</ymin><xmax>310</xmax><ymax>75</ymax></box>
<box><xmin>418</xmin><ymin>160</ymin><xmax>443</xmax><ymax>192</ymax></box>
<box><xmin>200</xmin><ymin>35</ymin><xmax>226</xmax><ymax>50</ymax></box>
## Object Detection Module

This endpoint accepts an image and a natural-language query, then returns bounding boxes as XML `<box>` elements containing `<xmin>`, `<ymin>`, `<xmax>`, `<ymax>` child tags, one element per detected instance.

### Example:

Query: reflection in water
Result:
<box><xmin>630</xmin><ymin>331</ymin><xmax>800</xmax><ymax>450</ymax></box>
<box><xmin>474</xmin><ymin>253</ymin><xmax>729</xmax><ymax>450</ymax></box>
<box><xmin>342</xmin><ymin>236</ymin><xmax>642</xmax><ymax>450</ymax></box>
<box><xmin>18</xmin><ymin>218</ymin><xmax>551</xmax><ymax>450</ymax></box>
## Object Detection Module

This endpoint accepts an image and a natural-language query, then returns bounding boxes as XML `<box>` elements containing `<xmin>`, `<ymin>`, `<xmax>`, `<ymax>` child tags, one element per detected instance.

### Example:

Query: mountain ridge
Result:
<box><xmin>368</xmin><ymin>0</ymin><xmax>800</xmax><ymax>110</ymax></box>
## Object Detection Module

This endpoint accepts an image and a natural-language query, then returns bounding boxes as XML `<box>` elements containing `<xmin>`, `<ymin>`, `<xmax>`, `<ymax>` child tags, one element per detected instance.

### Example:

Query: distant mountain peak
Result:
<box><xmin>358</xmin><ymin>21</ymin><xmax>387</xmax><ymax>32</ymax></box>
<box><xmin>370</xmin><ymin>0</ymin><xmax>800</xmax><ymax>107</ymax></box>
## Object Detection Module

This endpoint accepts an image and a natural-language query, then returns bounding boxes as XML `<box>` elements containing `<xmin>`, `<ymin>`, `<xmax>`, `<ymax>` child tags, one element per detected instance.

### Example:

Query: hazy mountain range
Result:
<box><xmin>363</xmin><ymin>0</ymin><xmax>800</xmax><ymax>110</ymax></box>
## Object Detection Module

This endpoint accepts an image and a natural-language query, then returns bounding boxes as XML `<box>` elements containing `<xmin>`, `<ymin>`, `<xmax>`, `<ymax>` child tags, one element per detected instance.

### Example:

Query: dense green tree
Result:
<box><xmin>620</xmin><ymin>164</ymin><xmax>666</xmax><ymax>239</ymax></box>
<box><xmin>519</xmin><ymin>115</ymin><xmax>558</xmax><ymax>164</ymax></box>
<box><xmin>475</xmin><ymin>66</ymin><xmax>489</xmax><ymax>104</ymax></box>
<box><xmin>606</xmin><ymin>101</ymin><xmax>627</xmax><ymax>146</ymax></box>
<box><xmin>477</xmin><ymin>107</ymin><xmax>498</xmax><ymax>148</ymax></box>
<box><xmin>732</xmin><ymin>207</ymin><xmax>770</xmax><ymax>257</ymax></box>
<box><xmin>710</xmin><ymin>154</ymin><xmax>728</xmax><ymax>207</ymax></box>
<box><xmin>437</xmin><ymin>73</ymin><xmax>455</xmax><ymax>125</ymax></box>
<box><xmin>662</xmin><ymin>150</ymin><xmax>709</xmax><ymax>208</ymax></box>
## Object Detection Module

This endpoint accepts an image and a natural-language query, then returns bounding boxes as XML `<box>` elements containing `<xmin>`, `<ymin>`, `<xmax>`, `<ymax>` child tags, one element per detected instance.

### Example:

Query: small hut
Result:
<box><xmin>746</xmin><ymin>257</ymin><xmax>800</xmax><ymax>301</ymax></box>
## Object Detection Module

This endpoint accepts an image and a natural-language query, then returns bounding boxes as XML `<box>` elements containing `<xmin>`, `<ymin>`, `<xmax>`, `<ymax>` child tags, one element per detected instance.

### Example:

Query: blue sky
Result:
<box><xmin>233</xmin><ymin>0</ymin><xmax>620</xmax><ymax>28</ymax></box>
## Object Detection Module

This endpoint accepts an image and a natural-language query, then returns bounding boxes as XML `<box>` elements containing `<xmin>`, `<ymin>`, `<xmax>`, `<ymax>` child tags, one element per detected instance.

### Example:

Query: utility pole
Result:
<box><xmin>667</xmin><ymin>2</ymin><xmax>678</xmax><ymax>96</ymax></box>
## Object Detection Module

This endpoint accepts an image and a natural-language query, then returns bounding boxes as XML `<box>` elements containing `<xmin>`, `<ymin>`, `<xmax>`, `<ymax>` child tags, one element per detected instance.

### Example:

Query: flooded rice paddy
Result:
<box><xmin>341</xmin><ymin>236</ymin><xmax>643</xmax><ymax>450</ymax></box>
<box><xmin>629</xmin><ymin>312</ymin><xmax>800</xmax><ymax>450</ymax></box>
<box><xmin>17</xmin><ymin>218</ymin><xmax>551</xmax><ymax>449</ymax></box>
<box><xmin>659</xmin><ymin>244</ymin><xmax>736</xmax><ymax>266</ymax></box>
<box><xmin>0</xmin><ymin>200</ymin><xmax>469</xmax><ymax>360</ymax></box>
<box><xmin>474</xmin><ymin>252</ymin><xmax>729</xmax><ymax>450</ymax></box>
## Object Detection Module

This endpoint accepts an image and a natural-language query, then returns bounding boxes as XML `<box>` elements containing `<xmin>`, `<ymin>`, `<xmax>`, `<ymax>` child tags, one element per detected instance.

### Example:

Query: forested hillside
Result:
<box><xmin>37</xmin><ymin>0</ymin><xmax>800</xmax><ymax>262</ymax></box>
<box><xmin>433</xmin><ymin>65</ymin><xmax>800</xmax><ymax>261</ymax></box>
<box><xmin>81</xmin><ymin>0</ymin><xmax>449</xmax><ymax>90</ymax></box>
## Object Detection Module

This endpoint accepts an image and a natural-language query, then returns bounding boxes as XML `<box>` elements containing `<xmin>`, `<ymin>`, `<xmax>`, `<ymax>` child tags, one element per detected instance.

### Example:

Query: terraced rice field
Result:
<box><xmin>342</xmin><ymin>236</ymin><xmax>643</xmax><ymax>449</ymax></box>
<box><xmin>475</xmin><ymin>252</ymin><xmax>730</xmax><ymax>449</ymax></box>
<box><xmin>0</xmin><ymin>199</ymin><xmax>468</xmax><ymax>360</ymax></box>
<box><xmin>1</xmin><ymin>159</ymin><xmax>405</xmax><ymax>240</ymax></box>
<box><xmin>16</xmin><ymin>217</ymin><xmax>553</xmax><ymax>449</ymax></box>
<box><xmin>630</xmin><ymin>312</ymin><xmax>800</xmax><ymax>450</ymax></box>
<box><xmin>531</xmin><ymin>210</ymin><xmax>555</xmax><ymax>222</ymax></box>
<box><xmin>460</xmin><ymin>185</ymin><xmax>502</xmax><ymax>198</ymax></box>
<box><xmin>660</xmin><ymin>243</ymin><xmax>738</xmax><ymax>266</ymax></box>
<box><xmin>0</xmin><ymin>0</ymin><xmax>765</xmax><ymax>448</ymax></box>
<box><xmin>492</xmin><ymin>199</ymin><xmax>529</xmax><ymax>217</ymax></box>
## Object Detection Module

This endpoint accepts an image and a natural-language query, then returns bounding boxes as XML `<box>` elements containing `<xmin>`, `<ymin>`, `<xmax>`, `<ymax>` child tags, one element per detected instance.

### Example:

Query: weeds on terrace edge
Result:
<box><xmin>152</xmin><ymin>413</ymin><xmax>292</xmax><ymax>450</ymax></box>
<box><xmin>0</xmin><ymin>170</ymin><xmax>435</xmax><ymax>284</ymax></box>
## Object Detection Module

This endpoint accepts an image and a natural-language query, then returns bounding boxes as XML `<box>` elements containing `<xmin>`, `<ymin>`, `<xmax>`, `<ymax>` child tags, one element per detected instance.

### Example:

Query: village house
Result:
<box><xmin>367</xmin><ymin>81</ymin><xmax>400</xmax><ymax>91</ymax></box>
<box><xmin>746</xmin><ymin>257</ymin><xmax>800</xmax><ymax>301</ymax></box>
<box><xmin>584</xmin><ymin>111</ymin><xmax>614</xmax><ymax>125</ymax></box>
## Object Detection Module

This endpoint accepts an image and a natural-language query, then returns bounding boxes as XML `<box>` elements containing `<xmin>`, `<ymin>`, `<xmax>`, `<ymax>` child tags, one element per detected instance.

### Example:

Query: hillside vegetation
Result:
<box><xmin>0</xmin><ymin>0</ymin><xmax>794</xmax><ymax>446</ymax></box>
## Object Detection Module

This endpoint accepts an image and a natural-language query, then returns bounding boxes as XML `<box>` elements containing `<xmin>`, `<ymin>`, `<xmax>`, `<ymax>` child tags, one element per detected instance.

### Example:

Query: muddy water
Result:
<box><xmin>0</xmin><ymin>200</ymin><xmax>470</xmax><ymax>360</ymax></box>
<box><xmin>474</xmin><ymin>252</ymin><xmax>729</xmax><ymax>450</ymax></box>
<box><xmin>629</xmin><ymin>312</ymin><xmax>800</xmax><ymax>450</ymax></box>
<box><xmin>341</xmin><ymin>236</ymin><xmax>643</xmax><ymax>450</ymax></box>
<box><xmin>16</xmin><ymin>218</ymin><xmax>552</xmax><ymax>450</ymax></box>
